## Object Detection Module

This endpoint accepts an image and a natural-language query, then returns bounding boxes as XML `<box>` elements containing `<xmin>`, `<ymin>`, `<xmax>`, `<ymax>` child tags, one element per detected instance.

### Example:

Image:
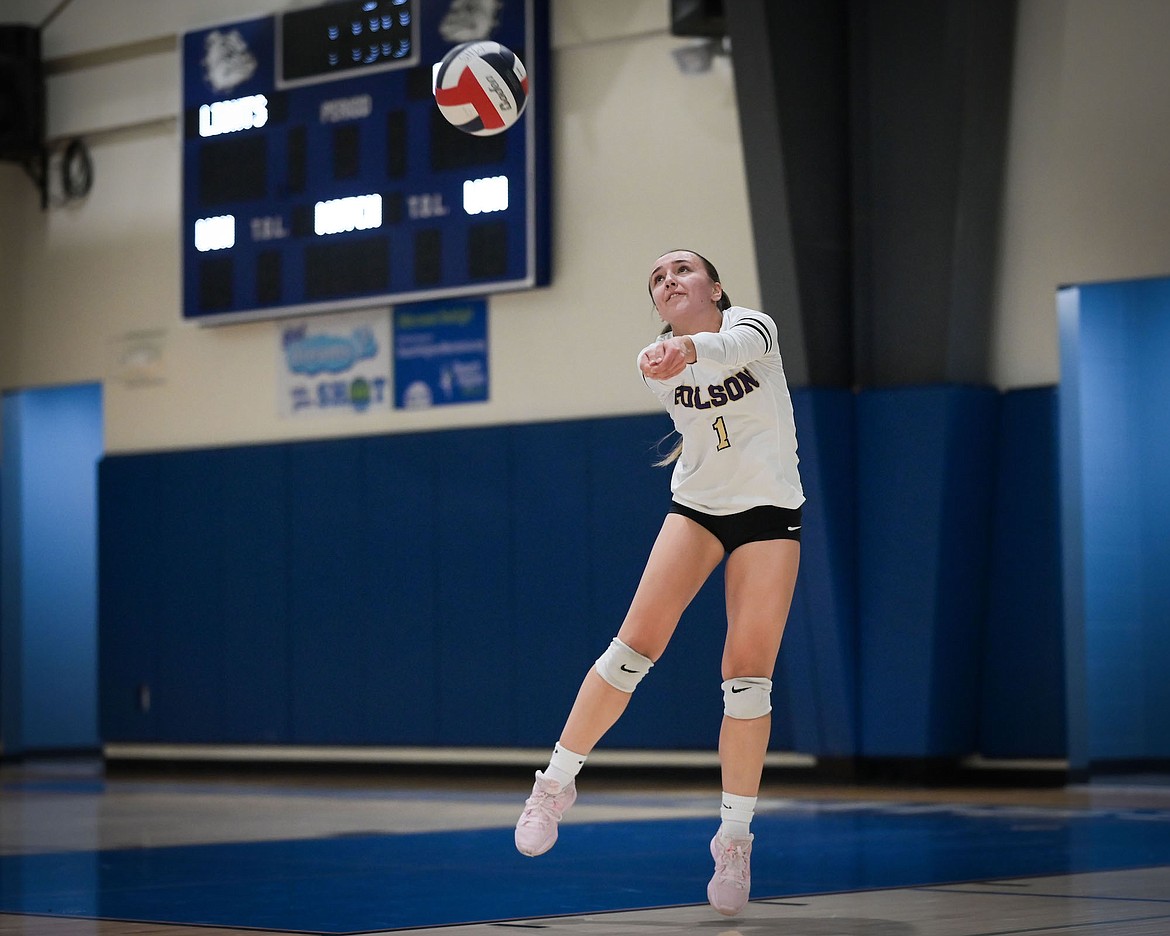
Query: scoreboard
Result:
<box><xmin>181</xmin><ymin>0</ymin><xmax>549</xmax><ymax>324</ymax></box>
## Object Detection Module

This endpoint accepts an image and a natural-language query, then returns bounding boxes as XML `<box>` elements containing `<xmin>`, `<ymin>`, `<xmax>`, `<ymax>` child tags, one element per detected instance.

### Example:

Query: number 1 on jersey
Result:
<box><xmin>712</xmin><ymin>415</ymin><xmax>731</xmax><ymax>451</ymax></box>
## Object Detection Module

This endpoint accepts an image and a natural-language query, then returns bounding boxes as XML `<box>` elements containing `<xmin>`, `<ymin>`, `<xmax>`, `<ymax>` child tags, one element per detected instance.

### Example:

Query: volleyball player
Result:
<box><xmin>514</xmin><ymin>250</ymin><xmax>804</xmax><ymax>917</ymax></box>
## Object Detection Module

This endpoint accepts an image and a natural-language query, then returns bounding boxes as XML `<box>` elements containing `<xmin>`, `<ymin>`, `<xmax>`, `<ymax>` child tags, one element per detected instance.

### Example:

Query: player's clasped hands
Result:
<box><xmin>639</xmin><ymin>338</ymin><xmax>689</xmax><ymax>379</ymax></box>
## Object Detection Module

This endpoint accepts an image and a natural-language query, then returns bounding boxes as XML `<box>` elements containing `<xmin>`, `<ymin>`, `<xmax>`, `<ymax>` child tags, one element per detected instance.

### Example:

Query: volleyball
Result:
<box><xmin>433</xmin><ymin>41</ymin><xmax>528</xmax><ymax>136</ymax></box>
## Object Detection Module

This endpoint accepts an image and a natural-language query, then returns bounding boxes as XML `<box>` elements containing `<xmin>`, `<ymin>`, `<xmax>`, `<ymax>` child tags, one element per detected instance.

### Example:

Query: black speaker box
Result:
<box><xmin>670</xmin><ymin>0</ymin><xmax>726</xmax><ymax>38</ymax></box>
<box><xmin>0</xmin><ymin>24</ymin><xmax>45</xmax><ymax>162</ymax></box>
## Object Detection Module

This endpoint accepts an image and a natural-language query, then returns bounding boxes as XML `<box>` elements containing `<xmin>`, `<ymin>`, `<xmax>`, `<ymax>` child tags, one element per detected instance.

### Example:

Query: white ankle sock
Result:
<box><xmin>718</xmin><ymin>791</ymin><xmax>757</xmax><ymax>838</ymax></box>
<box><xmin>543</xmin><ymin>742</ymin><xmax>586</xmax><ymax>788</ymax></box>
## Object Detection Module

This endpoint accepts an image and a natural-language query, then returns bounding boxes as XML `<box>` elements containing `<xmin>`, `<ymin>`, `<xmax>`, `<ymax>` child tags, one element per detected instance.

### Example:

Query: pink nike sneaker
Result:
<box><xmin>514</xmin><ymin>770</ymin><xmax>577</xmax><ymax>857</ymax></box>
<box><xmin>707</xmin><ymin>831</ymin><xmax>754</xmax><ymax>915</ymax></box>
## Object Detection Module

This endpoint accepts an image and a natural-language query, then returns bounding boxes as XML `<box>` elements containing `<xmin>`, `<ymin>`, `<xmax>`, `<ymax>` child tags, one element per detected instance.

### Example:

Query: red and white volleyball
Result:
<box><xmin>433</xmin><ymin>41</ymin><xmax>528</xmax><ymax>136</ymax></box>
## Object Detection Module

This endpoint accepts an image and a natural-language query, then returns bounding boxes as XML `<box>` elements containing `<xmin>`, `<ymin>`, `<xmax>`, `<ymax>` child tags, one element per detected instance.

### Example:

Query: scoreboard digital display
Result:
<box><xmin>181</xmin><ymin>0</ymin><xmax>549</xmax><ymax>324</ymax></box>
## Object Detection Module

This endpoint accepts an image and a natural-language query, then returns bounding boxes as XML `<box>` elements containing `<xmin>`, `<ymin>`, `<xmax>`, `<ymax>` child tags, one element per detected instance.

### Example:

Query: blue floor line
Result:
<box><xmin>4</xmin><ymin>805</ymin><xmax>1170</xmax><ymax>933</ymax></box>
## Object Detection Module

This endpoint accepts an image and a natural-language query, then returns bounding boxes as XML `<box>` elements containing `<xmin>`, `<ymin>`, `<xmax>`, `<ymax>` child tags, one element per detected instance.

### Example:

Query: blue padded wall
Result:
<box><xmin>99</xmin><ymin>447</ymin><xmax>293</xmax><ymax>744</ymax></box>
<box><xmin>432</xmin><ymin>428</ymin><xmax>515</xmax><ymax>744</ymax></box>
<box><xmin>150</xmin><ymin>449</ymin><xmax>230</xmax><ymax>743</ymax></box>
<box><xmin>362</xmin><ymin>432</ymin><xmax>443</xmax><ymax>744</ymax></box>
<box><xmin>99</xmin><ymin>411</ymin><xmax>834</xmax><ymax>753</ymax></box>
<box><xmin>157</xmin><ymin>446</ymin><xmax>287</xmax><ymax>744</ymax></box>
<box><xmin>981</xmin><ymin>386</ymin><xmax>1065</xmax><ymax>758</ymax></box>
<box><xmin>99</xmin><ymin>455</ymin><xmax>163</xmax><ymax>742</ymax></box>
<box><xmin>856</xmin><ymin>385</ymin><xmax>1000</xmax><ymax>758</ymax></box>
<box><xmin>288</xmin><ymin>437</ymin><xmax>398</xmax><ymax>744</ymax></box>
<box><xmin>99</xmin><ymin>415</ymin><xmax>747</xmax><ymax>751</ymax></box>
<box><xmin>215</xmin><ymin>446</ymin><xmax>291</xmax><ymax>743</ymax></box>
<box><xmin>98</xmin><ymin>387</ymin><xmax>1067</xmax><ymax>761</ymax></box>
<box><xmin>510</xmin><ymin>420</ymin><xmax>597</xmax><ymax>745</ymax></box>
<box><xmin>783</xmin><ymin>388</ymin><xmax>858</xmax><ymax>757</ymax></box>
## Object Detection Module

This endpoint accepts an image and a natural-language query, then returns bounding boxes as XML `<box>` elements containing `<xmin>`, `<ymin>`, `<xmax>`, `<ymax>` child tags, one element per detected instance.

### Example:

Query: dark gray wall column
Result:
<box><xmin>852</xmin><ymin>0</ymin><xmax>1016</xmax><ymax>386</ymax></box>
<box><xmin>723</xmin><ymin>0</ymin><xmax>1015</xmax><ymax>389</ymax></box>
<box><xmin>725</xmin><ymin>0</ymin><xmax>852</xmax><ymax>388</ymax></box>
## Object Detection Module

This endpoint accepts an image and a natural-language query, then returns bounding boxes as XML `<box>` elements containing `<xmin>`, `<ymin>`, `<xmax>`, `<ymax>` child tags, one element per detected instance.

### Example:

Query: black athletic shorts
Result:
<box><xmin>669</xmin><ymin>501</ymin><xmax>803</xmax><ymax>553</ymax></box>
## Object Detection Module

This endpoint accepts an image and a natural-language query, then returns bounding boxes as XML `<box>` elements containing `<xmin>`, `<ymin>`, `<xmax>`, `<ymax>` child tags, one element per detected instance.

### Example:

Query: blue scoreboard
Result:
<box><xmin>181</xmin><ymin>0</ymin><xmax>550</xmax><ymax>324</ymax></box>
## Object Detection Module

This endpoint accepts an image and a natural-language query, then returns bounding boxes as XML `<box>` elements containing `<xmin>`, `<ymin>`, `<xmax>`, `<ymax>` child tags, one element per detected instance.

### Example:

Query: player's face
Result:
<box><xmin>649</xmin><ymin>251</ymin><xmax>722</xmax><ymax>318</ymax></box>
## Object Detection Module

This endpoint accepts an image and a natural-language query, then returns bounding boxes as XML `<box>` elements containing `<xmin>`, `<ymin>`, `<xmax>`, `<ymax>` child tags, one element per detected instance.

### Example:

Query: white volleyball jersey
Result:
<box><xmin>642</xmin><ymin>306</ymin><xmax>804</xmax><ymax>515</ymax></box>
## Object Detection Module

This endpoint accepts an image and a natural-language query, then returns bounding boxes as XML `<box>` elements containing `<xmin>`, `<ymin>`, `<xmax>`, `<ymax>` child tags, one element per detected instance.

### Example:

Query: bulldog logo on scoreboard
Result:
<box><xmin>202</xmin><ymin>28</ymin><xmax>258</xmax><ymax>93</ymax></box>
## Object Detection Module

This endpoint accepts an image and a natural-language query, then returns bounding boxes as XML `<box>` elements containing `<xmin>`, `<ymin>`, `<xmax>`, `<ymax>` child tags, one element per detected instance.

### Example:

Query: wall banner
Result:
<box><xmin>393</xmin><ymin>298</ymin><xmax>488</xmax><ymax>409</ymax></box>
<box><xmin>277</xmin><ymin>309</ymin><xmax>391</xmax><ymax>417</ymax></box>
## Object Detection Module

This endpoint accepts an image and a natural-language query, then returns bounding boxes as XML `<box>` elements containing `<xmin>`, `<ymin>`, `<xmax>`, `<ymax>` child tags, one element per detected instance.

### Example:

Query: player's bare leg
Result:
<box><xmin>709</xmin><ymin>538</ymin><xmax>799</xmax><ymax>914</ymax></box>
<box><xmin>517</xmin><ymin>515</ymin><xmax>722</xmax><ymax>857</ymax></box>
<box><xmin>560</xmin><ymin>513</ymin><xmax>724</xmax><ymax>754</ymax></box>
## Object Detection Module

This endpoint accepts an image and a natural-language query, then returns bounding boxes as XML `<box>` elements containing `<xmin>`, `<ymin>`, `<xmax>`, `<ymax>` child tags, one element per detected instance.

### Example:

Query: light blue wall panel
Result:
<box><xmin>1073</xmin><ymin>277</ymin><xmax>1170</xmax><ymax>763</ymax></box>
<box><xmin>3</xmin><ymin>385</ymin><xmax>103</xmax><ymax>754</ymax></box>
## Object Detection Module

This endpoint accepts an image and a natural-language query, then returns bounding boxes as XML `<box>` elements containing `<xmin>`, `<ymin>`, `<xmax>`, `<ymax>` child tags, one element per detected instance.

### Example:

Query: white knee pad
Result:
<box><xmin>722</xmin><ymin>677</ymin><xmax>773</xmax><ymax>719</ymax></box>
<box><xmin>594</xmin><ymin>637</ymin><xmax>654</xmax><ymax>693</ymax></box>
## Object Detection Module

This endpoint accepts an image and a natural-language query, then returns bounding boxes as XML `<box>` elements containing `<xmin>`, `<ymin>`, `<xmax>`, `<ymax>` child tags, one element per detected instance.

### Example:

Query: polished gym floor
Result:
<box><xmin>2</xmin><ymin>757</ymin><xmax>1170</xmax><ymax>935</ymax></box>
